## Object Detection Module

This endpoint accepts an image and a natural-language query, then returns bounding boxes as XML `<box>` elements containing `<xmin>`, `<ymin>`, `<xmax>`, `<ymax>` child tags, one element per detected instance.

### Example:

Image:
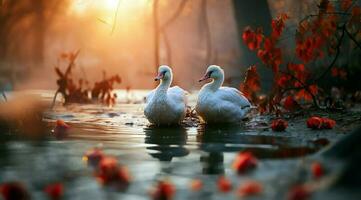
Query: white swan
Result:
<box><xmin>196</xmin><ymin>65</ymin><xmax>251</xmax><ymax>124</ymax></box>
<box><xmin>144</xmin><ymin>65</ymin><xmax>187</xmax><ymax>126</ymax></box>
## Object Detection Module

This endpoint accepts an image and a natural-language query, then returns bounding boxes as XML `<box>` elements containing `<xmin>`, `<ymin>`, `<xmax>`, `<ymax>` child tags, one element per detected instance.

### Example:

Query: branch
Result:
<box><xmin>314</xmin><ymin>25</ymin><xmax>346</xmax><ymax>82</ymax></box>
<box><xmin>111</xmin><ymin>0</ymin><xmax>121</xmax><ymax>35</ymax></box>
<box><xmin>345</xmin><ymin>27</ymin><xmax>361</xmax><ymax>50</ymax></box>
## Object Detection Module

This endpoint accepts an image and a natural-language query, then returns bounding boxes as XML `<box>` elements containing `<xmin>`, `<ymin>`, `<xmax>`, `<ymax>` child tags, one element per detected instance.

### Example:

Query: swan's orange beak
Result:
<box><xmin>154</xmin><ymin>72</ymin><xmax>164</xmax><ymax>81</ymax></box>
<box><xmin>199</xmin><ymin>72</ymin><xmax>211</xmax><ymax>82</ymax></box>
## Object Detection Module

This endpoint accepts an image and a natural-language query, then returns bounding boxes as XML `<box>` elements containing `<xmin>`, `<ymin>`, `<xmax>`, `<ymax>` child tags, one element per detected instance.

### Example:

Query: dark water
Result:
<box><xmin>0</xmin><ymin>90</ymin><xmax>329</xmax><ymax>200</ymax></box>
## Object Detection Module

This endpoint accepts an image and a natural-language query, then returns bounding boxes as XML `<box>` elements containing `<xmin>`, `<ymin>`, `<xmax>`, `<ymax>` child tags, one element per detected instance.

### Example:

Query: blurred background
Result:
<box><xmin>0</xmin><ymin>0</ymin><xmax>355</xmax><ymax>91</ymax></box>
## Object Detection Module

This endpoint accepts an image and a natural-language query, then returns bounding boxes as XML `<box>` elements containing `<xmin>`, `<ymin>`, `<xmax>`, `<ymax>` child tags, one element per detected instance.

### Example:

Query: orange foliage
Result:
<box><xmin>240</xmin><ymin>65</ymin><xmax>260</xmax><ymax>103</ymax></box>
<box><xmin>241</xmin><ymin>1</ymin><xmax>360</xmax><ymax>114</ymax></box>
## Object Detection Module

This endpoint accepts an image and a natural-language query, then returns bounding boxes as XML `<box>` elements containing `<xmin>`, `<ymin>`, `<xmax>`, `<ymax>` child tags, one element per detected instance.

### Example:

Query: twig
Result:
<box><xmin>51</xmin><ymin>90</ymin><xmax>59</xmax><ymax>109</ymax></box>
<box><xmin>110</xmin><ymin>0</ymin><xmax>121</xmax><ymax>35</ymax></box>
<box><xmin>281</xmin><ymin>71</ymin><xmax>320</xmax><ymax>108</ymax></box>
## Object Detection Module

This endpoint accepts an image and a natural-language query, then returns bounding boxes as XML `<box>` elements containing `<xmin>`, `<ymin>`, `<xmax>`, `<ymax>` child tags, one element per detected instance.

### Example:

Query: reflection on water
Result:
<box><xmin>144</xmin><ymin>126</ymin><xmax>189</xmax><ymax>161</ymax></box>
<box><xmin>197</xmin><ymin>124</ymin><xmax>320</xmax><ymax>159</ymax></box>
<box><xmin>0</xmin><ymin>90</ymin><xmax>332</xmax><ymax>199</ymax></box>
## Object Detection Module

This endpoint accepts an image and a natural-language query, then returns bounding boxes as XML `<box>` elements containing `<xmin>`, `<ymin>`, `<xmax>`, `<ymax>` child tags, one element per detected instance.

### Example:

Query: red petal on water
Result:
<box><xmin>217</xmin><ymin>176</ymin><xmax>232</xmax><ymax>193</ymax></box>
<box><xmin>311</xmin><ymin>162</ymin><xmax>324</xmax><ymax>179</ymax></box>
<box><xmin>232</xmin><ymin>152</ymin><xmax>257</xmax><ymax>174</ymax></box>
<box><xmin>150</xmin><ymin>180</ymin><xmax>175</xmax><ymax>200</ymax></box>
<box><xmin>237</xmin><ymin>181</ymin><xmax>262</xmax><ymax>197</ymax></box>
<box><xmin>271</xmin><ymin>119</ymin><xmax>288</xmax><ymax>132</ymax></box>
<box><xmin>44</xmin><ymin>183</ymin><xmax>64</xmax><ymax>200</ymax></box>
<box><xmin>189</xmin><ymin>179</ymin><xmax>203</xmax><ymax>191</ymax></box>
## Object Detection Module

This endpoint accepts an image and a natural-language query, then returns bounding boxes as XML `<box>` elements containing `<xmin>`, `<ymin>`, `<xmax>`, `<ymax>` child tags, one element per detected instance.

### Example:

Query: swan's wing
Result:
<box><xmin>218</xmin><ymin>87</ymin><xmax>251</xmax><ymax>108</ymax></box>
<box><xmin>168</xmin><ymin>86</ymin><xmax>188</xmax><ymax>105</ymax></box>
<box><xmin>145</xmin><ymin>89</ymin><xmax>156</xmax><ymax>103</ymax></box>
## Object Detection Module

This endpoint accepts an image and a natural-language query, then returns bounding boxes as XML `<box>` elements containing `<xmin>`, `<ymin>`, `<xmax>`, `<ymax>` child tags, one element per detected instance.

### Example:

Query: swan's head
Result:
<box><xmin>199</xmin><ymin>65</ymin><xmax>224</xmax><ymax>82</ymax></box>
<box><xmin>155</xmin><ymin>65</ymin><xmax>172</xmax><ymax>81</ymax></box>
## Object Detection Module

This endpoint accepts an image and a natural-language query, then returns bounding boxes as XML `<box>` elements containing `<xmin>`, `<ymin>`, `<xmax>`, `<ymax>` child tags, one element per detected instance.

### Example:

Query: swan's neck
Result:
<box><xmin>205</xmin><ymin>76</ymin><xmax>223</xmax><ymax>91</ymax></box>
<box><xmin>155</xmin><ymin>78</ymin><xmax>171</xmax><ymax>96</ymax></box>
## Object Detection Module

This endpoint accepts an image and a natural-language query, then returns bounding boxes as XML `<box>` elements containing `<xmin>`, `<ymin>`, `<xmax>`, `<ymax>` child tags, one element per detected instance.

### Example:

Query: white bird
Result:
<box><xmin>144</xmin><ymin>65</ymin><xmax>187</xmax><ymax>126</ymax></box>
<box><xmin>196</xmin><ymin>65</ymin><xmax>251</xmax><ymax>124</ymax></box>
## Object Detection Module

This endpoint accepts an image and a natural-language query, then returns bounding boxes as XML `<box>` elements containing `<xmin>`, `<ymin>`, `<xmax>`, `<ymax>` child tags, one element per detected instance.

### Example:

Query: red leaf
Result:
<box><xmin>307</xmin><ymin>116</ymin><xmax>336</xmax><ymax>130</ymax></box>
<box><xmin>150</xmin><ymin>180</ymin><xmax>175</xmax><ymax>200</ymax></box>
<box><xmin>237</xmin><ymin>181</ymin><xmax>262</xmax><ymax>197</ymax></box>
<box><xmin>232</xmin><ymin>152</ymin><xmax>257</xmax><ymax>174</ymax></box>
<box><xmin>306</xmin><ymin>116</ymin><xmax>323</xmax><ymax>129</ymax></box>
<box><xmin>240</xmin><ymin>65</ymin><xmax>261</xmax><ymax>102</ymax></box>
<box><xmin>311</xmin><ymin>162</ymin><xmax>324</xmax><ymax>179</ymax></box>
<box><xmin>44</xmin><ymin>183</ymin><xmax>64</xmax><ymax>200</ymax></box>
<box><xmin>242</xmin><ymin>27</ymin><xmax>263</xmax><ymax>50</ymax></box>
<box><xmin>217</xmin><ymin>176</ymin><xmax>232</xmax><ymax>193</ymax></box>
<box><xmin>283</xmin><ymin>96</ymin><xmax>300</xmax><ymax>111</ymax></box>
<box><xmin>271</xmin><ymin>119</ymin><xmax>288</xmax><ymax>132</ymax></box>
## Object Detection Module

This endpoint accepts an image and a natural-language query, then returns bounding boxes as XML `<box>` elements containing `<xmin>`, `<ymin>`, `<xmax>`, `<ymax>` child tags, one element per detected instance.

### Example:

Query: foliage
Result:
<box><xmin>54</xmin><ymin>51</ymin><xmax>121</xmax><ymax>107</ymax></box>
<box><xmin>241</xmin><ymin>0</ymin><xmax>361</xmax><ymax>114</ymax></box>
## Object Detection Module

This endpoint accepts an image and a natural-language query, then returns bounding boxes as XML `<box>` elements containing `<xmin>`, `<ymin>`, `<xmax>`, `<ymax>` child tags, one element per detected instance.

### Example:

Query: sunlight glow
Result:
<box><xmin>71</xmin><ymin>0</ymin><xmax>148</xmax><ymax>15</ymax></box>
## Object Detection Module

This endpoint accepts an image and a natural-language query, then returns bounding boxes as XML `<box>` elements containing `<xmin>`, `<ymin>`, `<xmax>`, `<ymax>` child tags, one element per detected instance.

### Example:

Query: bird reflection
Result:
<box><xmin>144</xmin><ymin>126</ymin><xmax>189</xmax><ymax>162</ymax></box>
<box><xmin>197</xmin><ymin>124</ymin><xmax>243</xmax><ymax>174</ymax></box>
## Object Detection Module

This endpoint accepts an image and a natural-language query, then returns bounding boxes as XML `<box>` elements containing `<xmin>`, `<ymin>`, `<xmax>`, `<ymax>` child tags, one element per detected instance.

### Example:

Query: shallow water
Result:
<box><xmin>0</xmin><ymin>90</ymin><xmax>332</xmax><ymax>199</ymax></box>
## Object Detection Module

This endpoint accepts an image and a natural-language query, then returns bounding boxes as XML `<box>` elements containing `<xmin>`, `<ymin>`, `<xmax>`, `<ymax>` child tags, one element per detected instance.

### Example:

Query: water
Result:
<box><xmin>0</xmin><ymin>90</ymin><xmax>330</xmax><ymax>199</ymax></box>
